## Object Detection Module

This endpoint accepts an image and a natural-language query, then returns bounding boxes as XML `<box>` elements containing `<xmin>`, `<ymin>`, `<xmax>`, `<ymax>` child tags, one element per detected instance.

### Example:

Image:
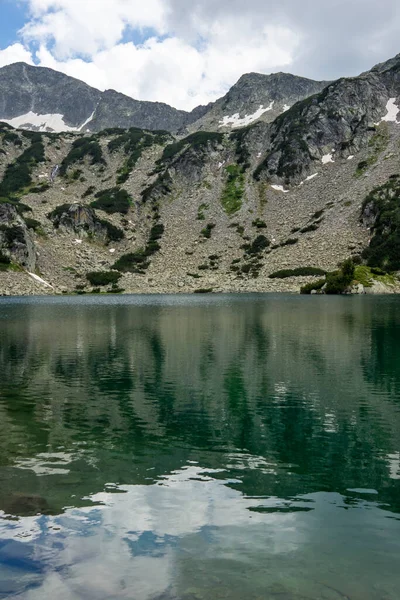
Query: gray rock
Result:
<box><xmin>0</xmin><ymin>204</ymin><xmax>36</xmax><ymax>271</ymax></box>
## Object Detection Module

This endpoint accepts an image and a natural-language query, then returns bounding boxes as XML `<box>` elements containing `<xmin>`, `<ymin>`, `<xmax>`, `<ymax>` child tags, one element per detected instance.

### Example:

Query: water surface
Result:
<box><xmin>0</xmin><ymin>294</ymin><xmax>399</xmax><ymax>599</ymax></box>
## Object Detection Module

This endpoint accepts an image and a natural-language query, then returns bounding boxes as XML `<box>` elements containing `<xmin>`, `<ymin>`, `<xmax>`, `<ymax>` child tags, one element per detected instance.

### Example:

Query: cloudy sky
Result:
<box><xmin>1</xmin><ymin>0</ymin><xmax>400</xmax><ymax>111</ymax></box>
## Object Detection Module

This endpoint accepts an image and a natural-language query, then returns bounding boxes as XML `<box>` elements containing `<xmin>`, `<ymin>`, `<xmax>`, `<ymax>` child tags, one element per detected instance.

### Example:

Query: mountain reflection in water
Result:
<box><xmin>0</xmin><ymin>294</ymin><xmax>399</xmax><ymax>600</ymax></box>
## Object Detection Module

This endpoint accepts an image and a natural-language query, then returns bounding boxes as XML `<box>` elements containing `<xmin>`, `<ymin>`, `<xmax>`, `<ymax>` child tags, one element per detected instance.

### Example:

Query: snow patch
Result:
<box><xmin>28</xmin><ymin>272</ymin><xmax>54</xmax><ymax>289</ymax></box>
<box><xmin>109</xmin><ymin>248</ymin><xmax>116</xmax><ymax>254</ymax></box>
<box><xmin>321</xmin><ymin>154</ymin><xmax>334</xmax><ymax>164</ymax></box>
<box><xmin>271</xmin><ymin>184</ymin><xmax>289</xmax><ymax>193</ymax></box>
<box><xmin>282</xmin><ymin>104</ymin><xmax>291</xmax><ymax>112</ymax></box>
<box><xmin>73</xmin><ymin>239</ymin><xmax>83</xmax><ymax>245</ymax></box>
<box><xmin>379</xmin><ymin>98</ymin><xmax>400</xmax><ymax>124</ymax></box>
<box><xmin>2</xmin><ymin>110</ymin><xmax>95</xmax><ymax>133</ymax></box>
<box><xmin>78</xmin><ymin>111</ymin><xmax>95</xmax><ymax>131</ymax></box>
<box><xmin>306</xmin><ymin>173</ymin><xmax>318</xmax><ymax>181</ymax></box>
<box><xmin>219</xmin><ymin>102</ymin><xmax>274</xmax><ymax>128</ymax></box>
<box><xmin>347</xmin><ymin>155</ymin><xmax>354</xmax><ymax>160</ymax></box>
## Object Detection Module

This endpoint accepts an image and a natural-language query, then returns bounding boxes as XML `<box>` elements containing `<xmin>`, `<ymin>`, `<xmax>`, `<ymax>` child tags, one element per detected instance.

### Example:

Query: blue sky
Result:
<box><xmin>0</xmin><ymin>1</ymin><xmax>27</xmax><ymax>47</ymax></box>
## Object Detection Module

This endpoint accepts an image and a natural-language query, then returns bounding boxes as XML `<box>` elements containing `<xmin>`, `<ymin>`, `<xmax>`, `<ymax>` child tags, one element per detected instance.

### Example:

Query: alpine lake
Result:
<box><xmin>0</xmin><ymin>293</ymin><xmax>399</xmax><ymax>600</ymax></box>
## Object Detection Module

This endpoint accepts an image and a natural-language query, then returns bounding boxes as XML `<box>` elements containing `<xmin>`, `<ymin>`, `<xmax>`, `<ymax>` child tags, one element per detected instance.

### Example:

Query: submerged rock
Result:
<box><xmin>3</xmin><ymin>493</ymin><xmax>49</xmax><ymax>517</ymax></box>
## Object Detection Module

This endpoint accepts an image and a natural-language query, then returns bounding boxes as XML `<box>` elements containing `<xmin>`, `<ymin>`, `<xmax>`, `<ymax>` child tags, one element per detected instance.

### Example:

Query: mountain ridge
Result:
<box><xmin>0</xmin><ymin>61</ymin><xmax>330</xmax><ymax>134</ymax></box>
<box><xmin>1</xmin><ymin>52</ymin><xmax>400</xmax><ymax>296</ymax></box>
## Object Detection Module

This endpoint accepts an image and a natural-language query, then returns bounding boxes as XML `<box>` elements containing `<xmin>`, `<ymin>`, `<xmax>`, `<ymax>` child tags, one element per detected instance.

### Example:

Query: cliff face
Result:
<box><xmin>0</xmin><ymin>54</ymin><xmax>400</xmax><ymax>296</ymax></box>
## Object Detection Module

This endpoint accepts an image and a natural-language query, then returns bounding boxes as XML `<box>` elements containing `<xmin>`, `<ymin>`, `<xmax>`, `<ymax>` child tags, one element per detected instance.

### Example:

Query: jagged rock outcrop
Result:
<box><xmin>252</xmin><ymin>54</ymin><xmax>400</xmax><ymax>185</ymax></box>
<box><xmin>48</xmin><ymin>204</ymin><xmax>122</xmax><ymax>244</ymax></box>
<box><xmin>0</xmin><ymin>204</ymin><xmax>36</xmax><ymax>271</ymax></box>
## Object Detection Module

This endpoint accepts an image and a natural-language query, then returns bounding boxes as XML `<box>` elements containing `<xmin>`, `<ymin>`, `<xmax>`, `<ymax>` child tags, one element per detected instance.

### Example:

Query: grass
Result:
<box><xmin>197</xmin><ymin>202</ymin><xmax>209</xmax><ymax>220</ymax></box>
<box><xmin>221</xmin><ymin>164</ymin><xmax>245</xmax><ymax>215</ymax></box>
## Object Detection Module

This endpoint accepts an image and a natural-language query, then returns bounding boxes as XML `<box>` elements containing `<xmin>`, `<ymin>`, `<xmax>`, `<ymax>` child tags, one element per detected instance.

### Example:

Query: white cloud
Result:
<box><xmin>1</xmin><ymin>0</ymin><xmax>400</xmax><ymax>110</ymax></box>
<box><xmin>0</xmin><ymin>43</ymin><xmax>34</xmax><ymax>68</ymax></box>
<box><xmin>25</xmin><ymin>8</ymin><xmax>299</xmax><ymax>110</ymax></box>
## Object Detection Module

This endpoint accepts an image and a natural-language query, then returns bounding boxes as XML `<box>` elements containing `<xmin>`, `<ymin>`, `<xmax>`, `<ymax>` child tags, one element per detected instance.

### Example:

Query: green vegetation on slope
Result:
<box><xmin>60</xmin><ymin>136</ymin><xmax>105</xmax><ymax>176</ymax></box>
<box><xmin>160</xmin><ymin>131</ymin><xmax>224</xmax><ymax>163</ymax></box>
<box><xmin>86</xmin><ymin>271</ymin><xmax>121</xmax><ymax>286</ymax></box>
<box><xmin>113</xmin><ymin>222</ymin><xmax>164</xmax><ymax>273</ymax></box>
<box><xmin>221</xmin><ymin>164</ymin><xmax>245</xmax><ymax>215</ymax></box>
<box><xmin>269</xmin><ymin>267</ymin><xmax>326</xmax><ymax>279</ymax></box>
<box><xmin>361</xmin><ymin>174</ymin><xmax>400</xmax><ymax>271</ymax></box>
<box><xmin>0</xmin><ymin>133</ymin><xmax>45</xmax><ymax>197</ymax></box>
<box><xmin>90</xmin><ymin>188</ymin><xmax>132</xmax><ymax>214</ymax></box>
<box><xmin>300</xmin><ymin>259</ymin><xmax>355</xmax><ymax>294</ymax></box>
<box><xmin>108</xmin><ymin>128</ymin><xmax>171</xmax><ymax>184</ymax></box>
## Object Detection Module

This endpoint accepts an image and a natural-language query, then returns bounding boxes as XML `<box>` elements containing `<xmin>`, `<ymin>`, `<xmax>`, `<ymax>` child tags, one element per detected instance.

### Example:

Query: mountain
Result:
<box><xmin>0</xmin><ymin>62</ymin><xmax>206</xmax><ymax>133</ymax></box>
<box><xmin>1</xmin><ymin>53</ymin><xmax>400</xmax><ymax>296</ymax></box>
<box><xmin>0</xmin><ymin>62</ymin><xmax>327</xmax><ymax>134</ymax></box>
<box><xmin>189</xmin><ymin>72</ymin><xmax>330</xmax><ymax>131</ymax></box>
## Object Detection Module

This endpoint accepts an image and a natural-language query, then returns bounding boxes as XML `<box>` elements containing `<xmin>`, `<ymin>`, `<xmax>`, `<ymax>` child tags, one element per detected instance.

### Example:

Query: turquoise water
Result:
<box><xmin>0</xmin><ymin>294</ymin><xmax>399</xmax><ymax>600</ymax></box>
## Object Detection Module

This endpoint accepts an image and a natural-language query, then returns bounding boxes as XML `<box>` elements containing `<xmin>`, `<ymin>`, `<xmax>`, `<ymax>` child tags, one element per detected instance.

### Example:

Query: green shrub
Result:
<box><xmin>201</xmin><ymin>223</ymin><xmax>215</xmax><ymax>239</ymax></box>
<box><xmin>30</xmin><ymin>183</ymin><xmax>50</xmax><ymax>194</ymax></box>
<box><xmin>245</xmin><ymin>234</ymin><xmax>270</xmax><ymax>255</ymax></box>
<box><xmin>113</xmin><ymin>251</ymin><xmax>150</xmax><ymax>273</ymax></box>
<box><xmin>0</xmin><ymin>198</ymin><xmax>32</xmax><ymax>214</ymax></box>
<box><xmin>269</xmin><ymin>267</ymin><xmax>326</xmax><ymax>279</ymax></box>
<box><xmin>86</xmin><ymin>271</ymin><xmax>121</xmax><ymax>286</ymax></box>
<box><xmin>280</xmin><ymin>238</ymin><xmax>298</xmax><ymax>246</ymax></box>
<box><xmin>141</xmin><ymin>171</ymin><xmax>172</xmax><ymax>203</ymax></box>
<box><xmin>300</xmin><ymin>279</ymin><xmax>326</xmax><ymax>294</ymax></box>
<box><xmin>82</xmin><ymin>185</ymin><xmax>96</xmax><ymax>198</ymax></box>
<box><xmin>324</xmin><ymin>259</ymin><xmax>355</xmax><ymax>294</ymax></box>
<box><xmin>300</xmin><ymin>223</ymin><xmax>319</xmax><ymax>233</ymax></box>
<box><xmin>108</xmin><ymin>129</ymin><xmax>168</xmax><ymax>184</ymax></box>
<box><xmin>0</xmin><ymin>136</ymin><xmax>45</xmax><ymax>197</ymax></box>
<box><xmin>60</xmin><ymin>136</ymin><xmax>105</xmax><ymax>175</ymax></box>
<box><xmin>194</xmin><ymin>288</ymin><xmax>213</xmax><ymax>294</ymax></box>
<box><xmin>2</xmin><ymin>131</ymin><xmax>22</xmax><ymax>146</ymax></box>
<box><xmin>311</xmin><ymin>210</ymin><xmax>324</xmax><ymax>220</ymax></box>
<box><xmin>197</xmin><ymin>202</ymin><xmax>209</xmax><ymax>220</ymax></box>
<box><xmin>252</xmin><ymin>219</ymin><xmax>267</xmax><ymax>229</ymax></box>
<box><xmin>91</xmin><ymin>187</ymin><xmax>132</xmax><ymax>214</ymax></box>
<box><xmin>24</xmin><ymin>218</ymin><xmax>42</xmax><ymax>231</ymax></box>
<box><xmin>113</xmin><ymin>221</ymin><xmax>164</xmax><ymax>272</ymax></box>
<box><xmin>0</xmin><ymin>251</ymin><xmax>11</xmax><ymax>271</ymax></box>
<box><xmin>98</xmin><ymin>219</ymin><xmax>124</xmax><ymax>242</ymax></box>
